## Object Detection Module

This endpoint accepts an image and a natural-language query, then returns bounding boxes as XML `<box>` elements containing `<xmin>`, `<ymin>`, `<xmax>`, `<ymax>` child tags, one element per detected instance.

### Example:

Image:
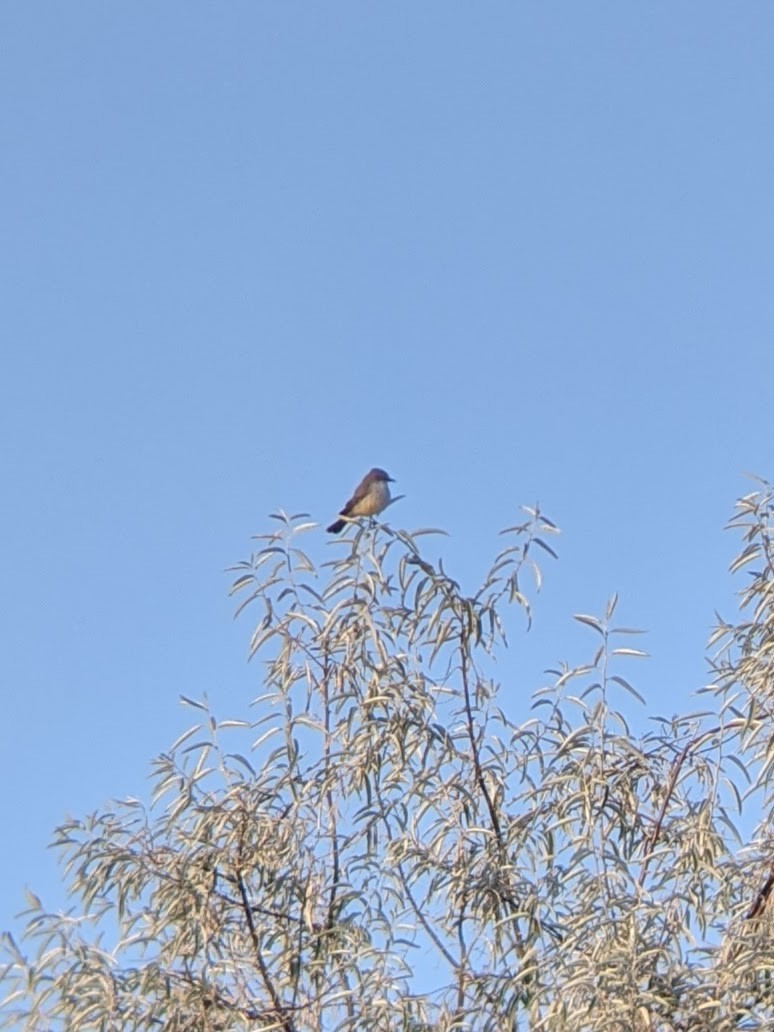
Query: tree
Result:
<box><xmin>2</xmin><ymin>481</ymin><xmax>774</xmax><ymax>1030</ymax></box>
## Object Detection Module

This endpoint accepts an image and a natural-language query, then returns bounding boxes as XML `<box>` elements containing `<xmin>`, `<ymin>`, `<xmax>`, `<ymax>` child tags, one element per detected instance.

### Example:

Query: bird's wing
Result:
<box><xmin>340</xmin><ymin>477</ymin><xmax>370</xmax><ymax>516</ymax></box>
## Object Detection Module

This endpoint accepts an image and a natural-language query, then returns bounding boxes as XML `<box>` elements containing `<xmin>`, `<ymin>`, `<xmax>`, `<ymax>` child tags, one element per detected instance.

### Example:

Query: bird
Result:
<box><xmin>327</xmin><ymin>468</ymin><xmax>395</xmax><ymax>533</ymax></box>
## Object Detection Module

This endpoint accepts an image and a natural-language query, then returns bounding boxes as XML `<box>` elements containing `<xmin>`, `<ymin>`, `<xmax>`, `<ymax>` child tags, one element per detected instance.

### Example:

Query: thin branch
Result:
<box><xmin>236</xmin><ymin>813</ymin><xmax>296</xmax><ymax>1032</ymax></box>
<box><xmin>747</xmin><ymin>865</ymin><xmax>774</xmax><ymax>920</ymax></box>
<box><xmin>636</xmin><ymin>723</ymin><xmax>749</xmax><ymax>888</ymax></box>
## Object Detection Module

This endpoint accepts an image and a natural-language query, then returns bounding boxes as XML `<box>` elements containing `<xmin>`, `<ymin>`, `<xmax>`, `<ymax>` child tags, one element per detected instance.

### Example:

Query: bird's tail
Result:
<box><xmin>327</xmin><ymin>518</ymin><xmax>346</xmax><ymax>534</ymax></box>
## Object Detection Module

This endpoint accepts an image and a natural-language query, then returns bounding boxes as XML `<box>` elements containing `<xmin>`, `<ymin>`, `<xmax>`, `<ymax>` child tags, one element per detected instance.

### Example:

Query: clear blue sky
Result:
<box><xmin>2</xmin><ymin>3</ymin><xmax>773</xmax><ymax>935</ymax></box>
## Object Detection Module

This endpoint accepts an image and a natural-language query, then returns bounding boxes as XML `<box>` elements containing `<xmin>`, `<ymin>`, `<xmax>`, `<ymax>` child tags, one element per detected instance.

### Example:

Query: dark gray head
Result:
<box><xmin>368</xmin><ymin>468</ymin><xmax>394</xmax><ymax>483</ymax></box>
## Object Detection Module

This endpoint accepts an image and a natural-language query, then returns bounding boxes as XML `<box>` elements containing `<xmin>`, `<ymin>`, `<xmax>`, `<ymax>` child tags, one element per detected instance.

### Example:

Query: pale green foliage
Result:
<box><xmin>2</xmin><ymin>483</ymin><xmax>774</xmax><ymax>1030</ymax></box>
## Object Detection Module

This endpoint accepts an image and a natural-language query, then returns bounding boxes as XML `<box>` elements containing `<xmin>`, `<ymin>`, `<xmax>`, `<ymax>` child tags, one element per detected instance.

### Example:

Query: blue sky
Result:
<box><xmin>2</xmin><ymin>3</ymin><xmax>773</xmax><ymax>936</ymax></box>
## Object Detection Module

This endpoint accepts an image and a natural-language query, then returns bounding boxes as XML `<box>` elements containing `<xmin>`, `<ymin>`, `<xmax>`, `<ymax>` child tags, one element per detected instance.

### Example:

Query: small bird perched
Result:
<box><xmin>327</xmin><ymin>468</ymin><xmax>395</xmax><ymax>534</ymax></box>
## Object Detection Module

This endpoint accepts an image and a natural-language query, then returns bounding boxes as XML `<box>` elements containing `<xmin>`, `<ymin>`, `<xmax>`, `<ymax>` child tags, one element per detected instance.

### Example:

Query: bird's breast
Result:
<box><xmin>355</xmin><ymin>480</ymin><xmax>391</xmax><ymax>516</ymax></box>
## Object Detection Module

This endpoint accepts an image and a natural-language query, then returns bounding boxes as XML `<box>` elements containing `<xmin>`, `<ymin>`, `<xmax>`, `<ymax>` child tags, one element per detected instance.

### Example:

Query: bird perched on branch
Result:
<box><xmin>327</xmin><ymin>468</ymin><xmax>395</xmax><ymax>534</ymax></box>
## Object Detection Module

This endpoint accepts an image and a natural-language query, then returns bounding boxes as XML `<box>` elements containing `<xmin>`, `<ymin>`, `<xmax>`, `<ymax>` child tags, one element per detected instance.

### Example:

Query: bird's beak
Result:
<box><xmin>387</xmin><ymin>475</ymin><xmax>396</xmax><ymax>482</ymax></box>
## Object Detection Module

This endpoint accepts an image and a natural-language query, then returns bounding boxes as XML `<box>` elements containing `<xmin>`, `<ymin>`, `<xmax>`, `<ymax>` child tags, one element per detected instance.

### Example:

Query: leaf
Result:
<box><xmin>228</xmin><ymin>574</ymin><xmax>255</xmax><ymax>595</ymax></box>
<box><xmin>610</xmin><ymin>647</ymin><xmax>649</xmax><ymax>658</ymax></box>
<box><xmin>580</xmin><ymin>680</ymin><xmax>602</xmax><ymax>699</ymax></box>
<box><xmin>729</xmin><ymin>543</ymin><xmax>761</xmax><ymax>574</ymax></box>
<box><xmin>251</xmin><ymin>727</ymin><xmax>281</xmax><ymax>750</ymax></box>
<box><xmin>182</xmin><ymin>739</ymin><xmax>214</xmax><ymax>755</ymax></box>
<box><xmin>556</xmin><ymin>727</ymin><xmax>590</xmax><ymax>756</ymax></box>
<box><xmin>292</xmin><ymin>714</ymin><xmax>326</xmax><ymax>733</ymax></box>
<box><xmin>179</xmin><ymin>695</ymin><xmax>209</xmax><ymax>711</ymax></box>
<box><xmin>227</xmin><ymin>753</ymin><xmax>256</xmax><ymax>776</ymax></box>
<box><xmin>23</xmin><ymin>889</ymin><xmax>42</xmax><ymax>911</ymax></box>
<box><xmin>233</xmin><ymin>589</ymin><xmax>262</xmax><ymax>619</ymax></box>
<box><xmin>726</xmin><ymin>753</ymin><xmax>751</xmax><ymax>783</ymax></box>
<box><xmin>298</xmin><ymin>583</ymin><xmax>324</xmax><ymax>603</ymax></box>
<box><xmin>574</xmin><ymin>614</ymin><xmax>604</xmax><ymax>635</ymax></box>
<box><xmin>256</xmin><ymin>545</ymin><xmax>287</xmax><ymax>558</ymax></box>
<box><xmin>534</xmin><ymin>537</ymin><xmax>559</xmax><ymax>560</ymax></box>
<box><xmin>609</xmin><ymin>675</ymin><xmax>645</xmax><ymax>705</ymax></box>
<box><xmin>170</xmin><ymin>724</ymin><xmax>202</xmax><ymax>751</ymax></box>
<box><xmin>499</xmin><ymin>522</ymin><xmax>529</xmax><ymax>536</ymax></box>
